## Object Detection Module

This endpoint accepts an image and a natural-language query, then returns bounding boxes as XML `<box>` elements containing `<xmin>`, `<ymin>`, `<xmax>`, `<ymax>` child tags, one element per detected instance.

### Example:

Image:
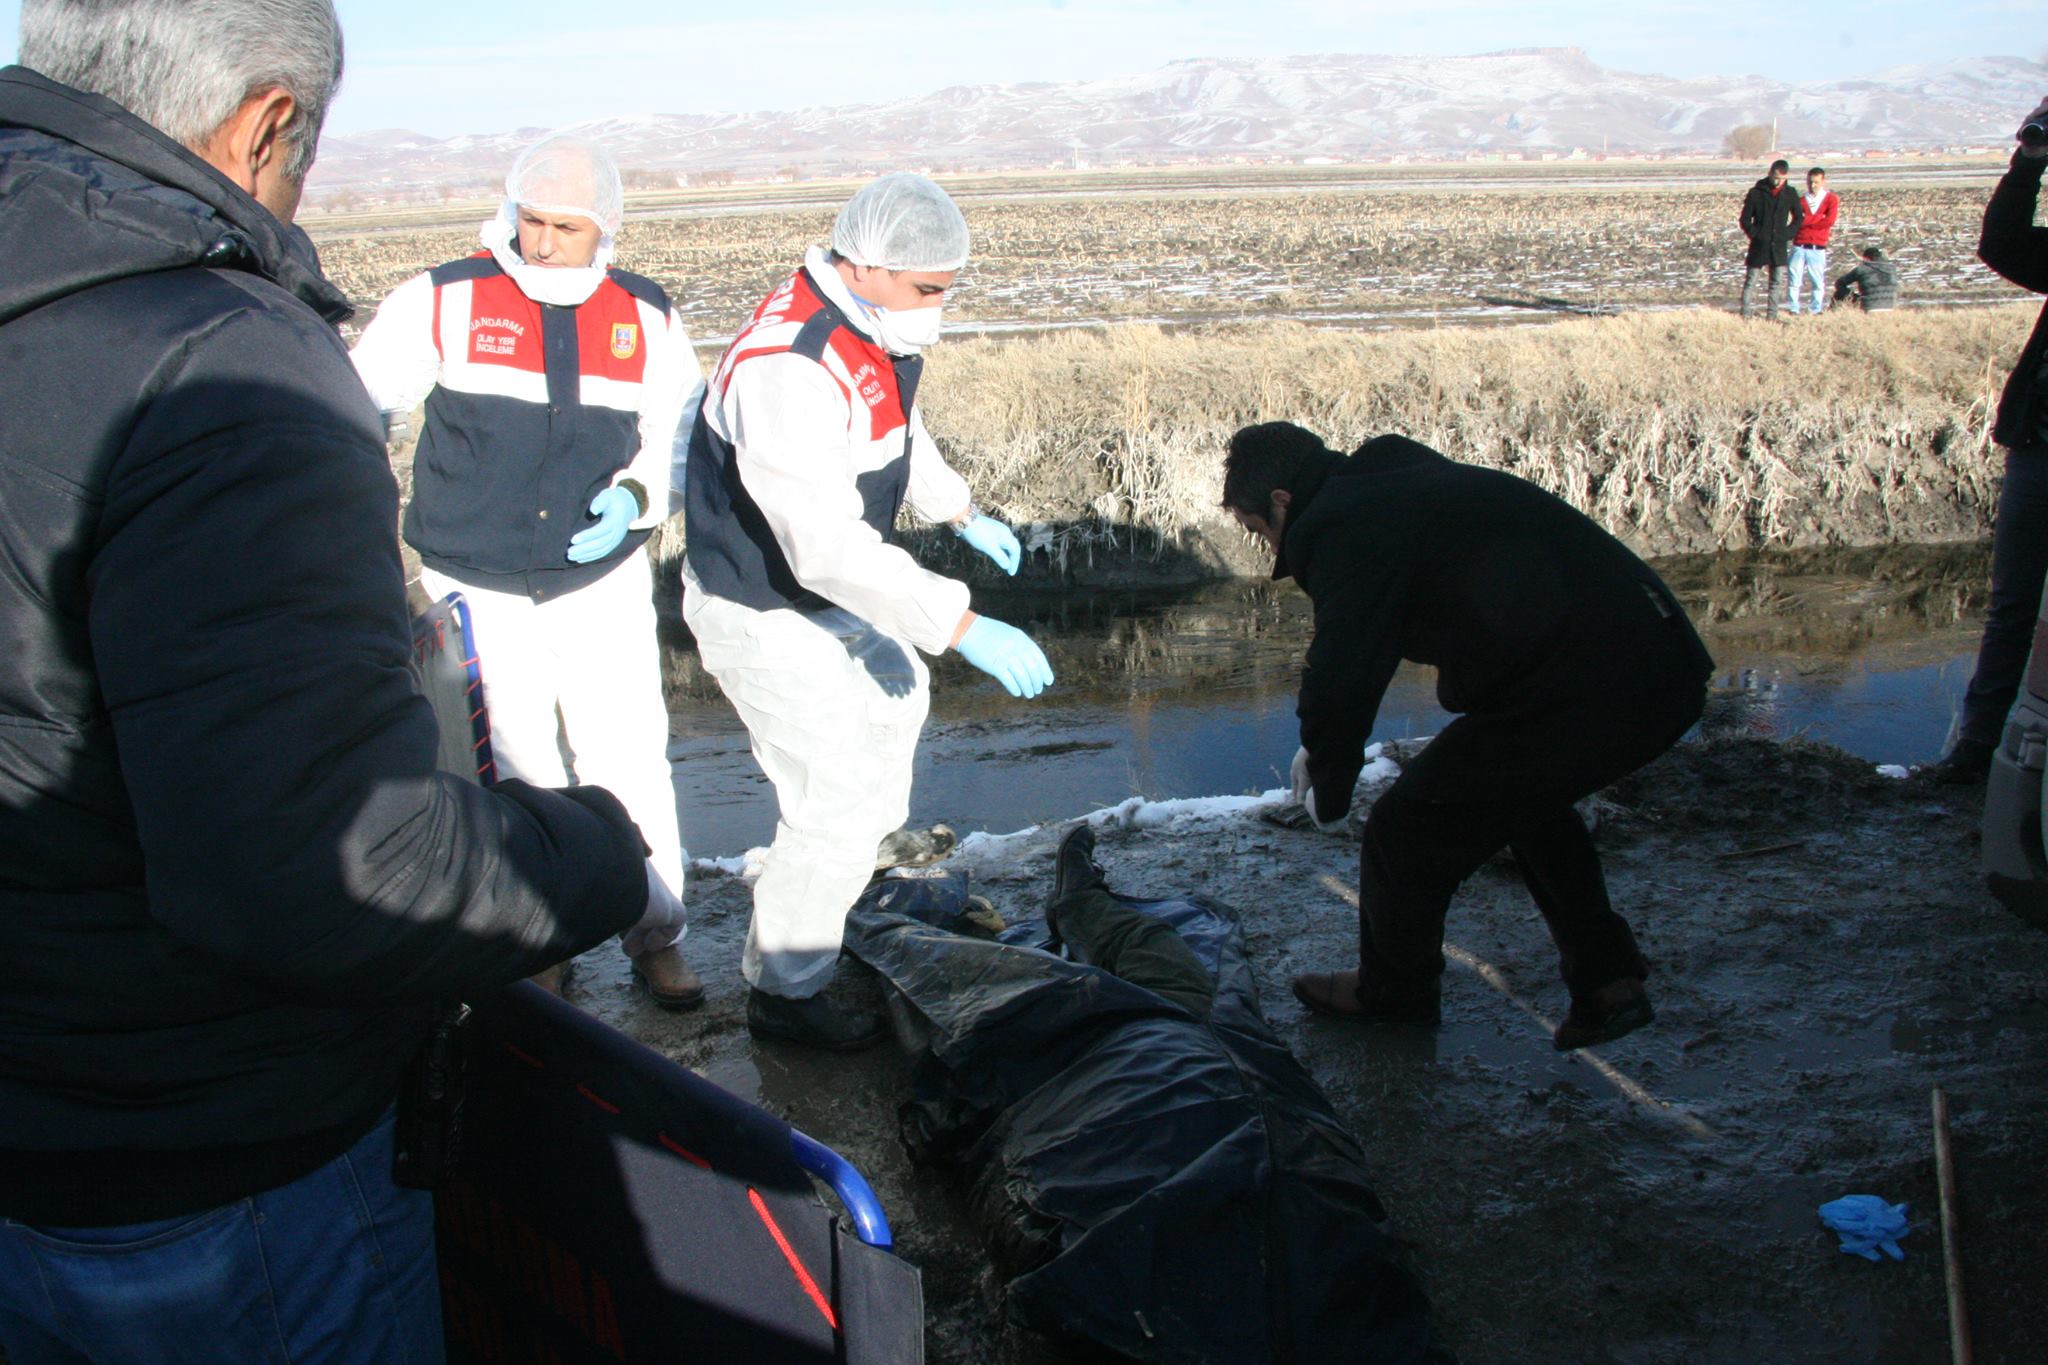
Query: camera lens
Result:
<box><xmin>2020</xmin><ymin>121</ymin><xmax>2048</xmax><ymax>148</ymax></box>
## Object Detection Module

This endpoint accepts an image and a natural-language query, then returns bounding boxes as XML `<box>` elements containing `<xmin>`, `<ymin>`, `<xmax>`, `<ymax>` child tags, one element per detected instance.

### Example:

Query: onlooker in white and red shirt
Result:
<box><xmin>1789</xmin><ymin>167</ymin><xmax>1840</xmax><ymax>315</ymax></box>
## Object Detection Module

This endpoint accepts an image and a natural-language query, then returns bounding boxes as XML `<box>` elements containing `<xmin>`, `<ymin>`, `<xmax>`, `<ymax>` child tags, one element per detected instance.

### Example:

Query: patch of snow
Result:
<box><xmin>1876</xmin><ymin>764</ymin><xmax>1911</xmax><ymax>779</ymax></box>
<box><xmin>693</xmin><ymin>847</ymin><xmax>768</xmax><ymax>879</ymax></box>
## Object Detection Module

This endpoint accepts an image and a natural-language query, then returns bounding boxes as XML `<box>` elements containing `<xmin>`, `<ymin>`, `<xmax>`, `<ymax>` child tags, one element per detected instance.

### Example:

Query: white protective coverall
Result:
<box><xmin>352</xmin><ymin>210</ymin><xmax>700</xmax><ymax>942</ymax></box>
<box><xmin>680</xmin><ymin>247</ymin><xmax>977</xmax><ymax>997</ymax></box>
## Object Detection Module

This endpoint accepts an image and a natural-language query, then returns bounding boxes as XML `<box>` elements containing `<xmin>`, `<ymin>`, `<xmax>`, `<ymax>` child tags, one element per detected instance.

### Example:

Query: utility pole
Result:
<box><xmin>1770</xmin><ymin>118</ymin><xmax>1778</xmax><ymax>154</ymax></box>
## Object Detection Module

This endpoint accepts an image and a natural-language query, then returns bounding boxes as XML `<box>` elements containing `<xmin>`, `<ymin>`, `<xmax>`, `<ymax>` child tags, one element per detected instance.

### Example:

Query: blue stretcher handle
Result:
<box><xmin>789</xmin><ymin>1127</ymin><xmax>893</xmax><ymax>1250</ymax></box>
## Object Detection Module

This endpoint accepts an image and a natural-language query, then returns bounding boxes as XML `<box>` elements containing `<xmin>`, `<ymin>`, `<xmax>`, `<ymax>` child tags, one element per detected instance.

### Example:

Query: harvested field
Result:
<box><xmin>316</xmin><ymin>164</ymin><xmax>2017</xmax><ymax>343</ymax></box>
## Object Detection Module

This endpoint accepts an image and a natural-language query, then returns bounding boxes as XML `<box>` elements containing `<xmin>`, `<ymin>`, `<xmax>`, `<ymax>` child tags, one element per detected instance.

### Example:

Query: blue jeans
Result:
<box><xmin>0</xmin><ymin>1109</ymin><xmax>443</xmax><ymax>1364</ymax></box>
<box><xmin>1787</xmin><ymin>246</ymin><xmax>1828</xmax><ymax>314</ymax></box>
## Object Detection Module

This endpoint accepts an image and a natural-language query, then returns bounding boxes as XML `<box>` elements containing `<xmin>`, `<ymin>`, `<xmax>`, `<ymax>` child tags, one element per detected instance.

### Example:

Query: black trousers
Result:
<box><xmin>1357</xmin><ymin>681</ymin><xmax>1705</xmax><ymax>1005</ymax></box>
<box><xmin>1958</xmin><ymin>446</ymin><xmax>2048</xmax><ymax>747</ymax></box>
<box><xmin>1054</xmin><ymin>888</ymin><xmax>1216</xmax><ymax>1019</ymax></box>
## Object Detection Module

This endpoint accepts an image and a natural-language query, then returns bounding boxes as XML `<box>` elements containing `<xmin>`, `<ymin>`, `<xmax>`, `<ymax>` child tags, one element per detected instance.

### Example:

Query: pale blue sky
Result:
<box><xmin>2</xmin><ymin>0</ymin><xmax>2041</xmax><ymax>138</ymax></box>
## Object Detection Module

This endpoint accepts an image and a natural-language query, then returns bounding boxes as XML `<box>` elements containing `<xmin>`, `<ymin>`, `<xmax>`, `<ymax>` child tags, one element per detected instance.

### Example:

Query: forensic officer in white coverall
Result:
<box><xmin>352</xmin><ymin>136</ymin><xmax>704</xmax><ymax>1007</ymax></box>
<box><xmin>680</xmin><ymin>174</ymin><xmax>1054</xmax><ymax>1050</ymax></box>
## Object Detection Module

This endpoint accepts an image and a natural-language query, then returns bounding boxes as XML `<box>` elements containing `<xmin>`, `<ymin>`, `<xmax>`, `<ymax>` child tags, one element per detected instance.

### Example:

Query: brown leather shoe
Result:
<box><xmin>1290</xmin><ymin>968</ymin><xmax>1440</xmax><ymax>1025</ymax></box>
<box><xmin>529</xmin><ymin>960</ymin><xmax>570</xmax><ymax>995</ymax></box>
<box><xmin>630</xmin><ymin>943</ymin><xmax>705</xmax><ymax>1011</ymax></box>
<box><xmin>1552</xmin><ymin>977</ymin><xmax>1653</xmax><ymax>1052</ymax></box>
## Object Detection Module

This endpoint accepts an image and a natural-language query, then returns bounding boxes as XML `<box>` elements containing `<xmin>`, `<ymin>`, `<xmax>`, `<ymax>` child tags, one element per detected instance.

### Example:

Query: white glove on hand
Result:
<box><xmin>1290</xmin><ymin>745</ymin><xmax>1345</xmax><ymax>833</ymax></box>
<box><xmin>621</xmin><ymin>863</ymin><xmax>686</xmax><ymax>957</ymax></box>
<box><xmin>1302</xmin><ymin>787</ymin><xmax>1346</xmax><ymax>834</ymax></box>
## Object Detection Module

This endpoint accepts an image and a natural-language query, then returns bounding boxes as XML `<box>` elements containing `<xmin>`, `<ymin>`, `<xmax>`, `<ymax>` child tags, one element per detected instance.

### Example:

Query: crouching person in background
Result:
<box><xmin>1222</xmin><ymin>423</ymin><xmax>1713</xmax><ymax>1051</ymax></box>
<box><xmin>0</xmin><ymin>3</ymin><xmax>674</xmax><ymax>1359</ymax></box>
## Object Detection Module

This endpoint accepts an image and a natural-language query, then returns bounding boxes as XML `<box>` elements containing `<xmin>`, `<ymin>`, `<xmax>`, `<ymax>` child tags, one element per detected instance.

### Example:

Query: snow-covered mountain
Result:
<box><xmin>308</xmin><ymin>49</ymin><xmax>2042</xmax><ymax>193</ymax></box>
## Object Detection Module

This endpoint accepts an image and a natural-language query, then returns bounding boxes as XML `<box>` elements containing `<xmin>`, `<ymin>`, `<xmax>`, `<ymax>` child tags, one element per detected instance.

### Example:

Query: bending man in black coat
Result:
<box><xmin>1222</xmin><ymin>423</ymin><xmax>1714</xmax><ymax>1051</ymax></box>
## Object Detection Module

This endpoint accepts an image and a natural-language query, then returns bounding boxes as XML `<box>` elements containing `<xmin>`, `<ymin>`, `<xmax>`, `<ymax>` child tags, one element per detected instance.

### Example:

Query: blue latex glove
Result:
<box><xmin>1818</xmin><ymin>1195</ymin><xmax>1909</xmax><ymax>1261</ymax></box>
<box><xmin>566</xmin><ymin>487</ymin><xmax>638</xmax><ymax>564</ymax></box>
<box><xmin>956</xmin><ymin>616</ymin><xmax>1053</xmax><ymax>698</ymax></box>
<box><xmin>957</xmin><ymin>514</ymin><xmax>1022</xmax><ymax>575</ymax></box>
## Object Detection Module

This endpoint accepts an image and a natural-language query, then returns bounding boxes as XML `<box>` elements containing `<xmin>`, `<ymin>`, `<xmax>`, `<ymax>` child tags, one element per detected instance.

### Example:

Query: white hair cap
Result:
<box><xmin>831</xmin><ymin>173</ymin><xmax>970</xmax><ymax>272</ymax></box>
<box><xmin>505</xmin><ymin>135</ymin><xmax>624</xmax><ymax>236</ymax></box>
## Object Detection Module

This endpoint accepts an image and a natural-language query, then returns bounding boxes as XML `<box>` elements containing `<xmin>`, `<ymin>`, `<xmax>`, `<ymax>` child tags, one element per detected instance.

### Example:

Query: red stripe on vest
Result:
<box><xmin>715</xmin><ymin>269</ymin><xmax>902</xmax><ymax>437</ymax></box>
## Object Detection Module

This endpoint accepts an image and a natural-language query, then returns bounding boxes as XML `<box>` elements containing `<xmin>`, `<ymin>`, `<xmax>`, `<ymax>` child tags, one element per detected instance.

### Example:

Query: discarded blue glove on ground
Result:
<box><xmin>566</xmin><ymin>486</ymin><xmax>638</xmax><ymax>563</ymax></box>
<box><xmin>957</xmin><ymin>514</ymin><xmax>1022</xmax><ymax>575</ymax></box>
<box><xmin>1818</xmin><ymin>1195</ymin><xmax>1909</xmax><ymax>1261</ymax></box>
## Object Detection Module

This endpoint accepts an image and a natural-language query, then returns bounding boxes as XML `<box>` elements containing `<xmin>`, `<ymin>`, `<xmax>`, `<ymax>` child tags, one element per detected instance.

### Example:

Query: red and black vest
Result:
<box><xmin>683</xmin><ymin>267</ymin><xmax>921</xmax><ymax>613</ymax></box>
<box><xmin>406</xmin><ymin>253</ymin><xmax>670</xmax><ymax>601</ymax></box>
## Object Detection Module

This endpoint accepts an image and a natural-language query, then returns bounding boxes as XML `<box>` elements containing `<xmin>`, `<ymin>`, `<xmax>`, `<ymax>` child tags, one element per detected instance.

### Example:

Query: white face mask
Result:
<box><xmin>480</xmin><ymin>204</ymin><xmax>613</xmax><ymax>307</ymax></box>
<box><xmin>867</xmin><ymin>303</ymin><xmax>944</xmax><ymax>356</ymax></box>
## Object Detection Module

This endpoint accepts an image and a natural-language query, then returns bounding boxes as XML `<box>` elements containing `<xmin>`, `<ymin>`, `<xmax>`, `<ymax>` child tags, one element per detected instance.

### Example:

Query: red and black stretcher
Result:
<box><xmin>410</xmin><ymin>594</ymin><xmax>924</xmax><ymax>1365</ymax></box>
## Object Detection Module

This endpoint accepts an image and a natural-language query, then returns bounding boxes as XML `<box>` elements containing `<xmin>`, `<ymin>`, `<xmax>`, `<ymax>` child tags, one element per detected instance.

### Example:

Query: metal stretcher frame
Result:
<box><xmin>409</xmin><ymin>593</ymin><xmax>923</xmax><ymax>1364</ymax></box>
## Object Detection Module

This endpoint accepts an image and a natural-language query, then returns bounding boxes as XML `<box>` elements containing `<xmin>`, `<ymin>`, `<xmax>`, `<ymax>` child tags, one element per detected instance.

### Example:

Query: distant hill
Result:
<box><xmin>308</xmin><ymin>48</ymin><xmax>2041</xmax><ymax>194</ymax></box>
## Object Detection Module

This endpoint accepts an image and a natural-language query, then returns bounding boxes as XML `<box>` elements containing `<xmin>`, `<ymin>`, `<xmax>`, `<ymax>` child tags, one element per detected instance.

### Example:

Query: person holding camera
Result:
<box><xmin>1932</xmin><ymin>99</ymin><xmax>2048</xmax><ymax>783</ymax></box>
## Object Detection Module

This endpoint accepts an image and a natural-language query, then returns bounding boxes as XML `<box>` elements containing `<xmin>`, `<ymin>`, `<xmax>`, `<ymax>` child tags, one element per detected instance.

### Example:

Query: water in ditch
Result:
<box><xmin>660</xmin><ymin>542</ymin><xmax>1994</xmax><ymax>858</ymax></box>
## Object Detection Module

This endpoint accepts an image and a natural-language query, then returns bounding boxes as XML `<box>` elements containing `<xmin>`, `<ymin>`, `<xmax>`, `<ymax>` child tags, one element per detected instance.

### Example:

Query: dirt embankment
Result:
<box><xmin>568</xmin><ymin>732</ymin><xmax>2048</xmax><ymax>1364</ymax></box>
<box><xmin>902</xmin><ymin>306</ymin><xmax>2020</xmax><ymax>587</ymax></box>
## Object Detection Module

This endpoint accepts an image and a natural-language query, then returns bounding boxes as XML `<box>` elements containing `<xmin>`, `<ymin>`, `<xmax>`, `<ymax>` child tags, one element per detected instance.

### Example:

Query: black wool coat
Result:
<box><xmin>1740</xmin><ymin>178</ymin><xmax>1805</xmax><ymax>268</ymax></box>
<box><xmin>1277</xmin><ymin>437</ymin><xmax>1714</xmax><ymax>819</ymax></box>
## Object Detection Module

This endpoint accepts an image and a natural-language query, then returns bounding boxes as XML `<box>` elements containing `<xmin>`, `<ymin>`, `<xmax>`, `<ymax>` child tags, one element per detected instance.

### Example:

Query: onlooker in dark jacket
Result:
<box><xmin>1833</xmin><ymin>247</ymin><xmax>1901</xmax><ymax>312</ymax></box>
<box><xmin>0</xmin><ymin>4</ymin><xmax>670</xmax><ymax>1359</ymax></box>
<box><xmin>1222</xmin><ymin>423</ymin><xmax>1713</xmax><ymax>1052</ymax></box>
<box><xmin>1934</xmin><ymin>101</ymin><xmax>2048</xmax><ymax>783</ymax></box>
<box><xmin>1739</xmin><ymin>159</ymin><xmax>1805</xmax><ymax>320</ymax></box>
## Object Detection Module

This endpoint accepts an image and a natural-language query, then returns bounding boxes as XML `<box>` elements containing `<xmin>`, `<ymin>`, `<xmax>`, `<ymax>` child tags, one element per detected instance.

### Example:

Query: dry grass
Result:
<box><xmin>909</xmin><ymin>304</ymin><xmax>2019</xmax><ymax>570</ymax></box>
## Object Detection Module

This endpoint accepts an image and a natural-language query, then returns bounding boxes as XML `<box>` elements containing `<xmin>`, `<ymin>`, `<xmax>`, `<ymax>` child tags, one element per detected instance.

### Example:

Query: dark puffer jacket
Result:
<box><xmin>1981</xmin><ymin>151</ymin><xmax>2048</xmax><ymax>448</ymax></box>
<box><xmin>0</xmin><ymin>66</ymin><xmax>646</xmax><ymax>1226</ymax></box>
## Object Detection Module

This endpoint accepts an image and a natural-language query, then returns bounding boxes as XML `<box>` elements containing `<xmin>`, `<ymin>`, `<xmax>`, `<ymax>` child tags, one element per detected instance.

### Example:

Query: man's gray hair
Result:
<box><xmin>19</xmin><ymin>0</ymin><xmax>343</xmax><ymax>183</ymax></box>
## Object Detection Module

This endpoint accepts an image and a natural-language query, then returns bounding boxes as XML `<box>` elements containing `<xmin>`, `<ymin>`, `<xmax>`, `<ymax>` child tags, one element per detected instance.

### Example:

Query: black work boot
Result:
<box><xmin>1925</xmin><ymin>738</ymin><xmax>1994</xmax><ymax>787</ymax></box>
<box><xmin>1552</xmin><ymin>978</ymin><xmax>1654</xmax><ymax>1052</ymax></box>
<box><xmin>746</xmin><ymin>988</ymin><xmax>886</xmax><ymax>1052</ymax></box>
<box><xmin>1045</xmin><ymin>823</ymin><xmax>1108</xmax><ymax>945</ymax></box>
<box><xmin>1291</xmin><ymin>968</ymin><xmax>1441</xmax><ymax>1025</ymax></box>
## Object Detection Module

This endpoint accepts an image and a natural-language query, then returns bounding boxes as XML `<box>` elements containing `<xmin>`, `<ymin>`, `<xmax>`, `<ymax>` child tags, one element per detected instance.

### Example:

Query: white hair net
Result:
<box><xmin>505</xmin><ymin>135</ymin><xmax>624</xmax><ymax>236</ymax></box>
<box><xmin>831</xmin><ymin>173</ymin><xmax>970</xmax><ymax>272</ymax></box>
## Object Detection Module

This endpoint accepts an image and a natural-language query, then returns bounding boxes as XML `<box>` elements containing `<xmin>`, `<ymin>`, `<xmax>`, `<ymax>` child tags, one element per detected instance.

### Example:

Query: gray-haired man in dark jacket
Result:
<box><xmin>0</xmin><ymin>3</ymin><xmax>671</xmax><ymax>1358</ymax></box>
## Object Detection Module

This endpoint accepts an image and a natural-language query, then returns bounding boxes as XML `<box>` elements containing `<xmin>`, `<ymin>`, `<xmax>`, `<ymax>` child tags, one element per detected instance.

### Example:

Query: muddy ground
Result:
<box><xmin>554</xmin><ymin>728</ymin><xmax>2048</xmax><ymax>1364</ymax></box>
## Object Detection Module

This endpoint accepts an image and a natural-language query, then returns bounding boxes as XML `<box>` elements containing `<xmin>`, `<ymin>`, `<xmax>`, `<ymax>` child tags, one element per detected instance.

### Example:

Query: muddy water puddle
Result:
<box><xmin>663</xmin><ymin>543</ymin><xmax>1993</xmax><ymax>859</ymax></box>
